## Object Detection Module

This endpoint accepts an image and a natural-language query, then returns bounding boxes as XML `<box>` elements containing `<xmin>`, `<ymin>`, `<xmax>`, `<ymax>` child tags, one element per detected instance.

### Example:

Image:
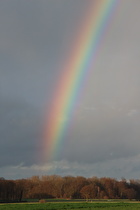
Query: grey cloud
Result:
<box><xmin>0</xmin><ymin>0</ymin><xmax>140</xmax><ymax>179</ymax></box>
<box><xmin>1</xmin><ymin>155</ymin><xmax>140</xmax><ymax>180</ymax></box>
<box><xmin>0</xmin><ymin>0</ymin><xmax>90</xmax><ymax>105</ymax></box>
<box><xmin>0</xmin><ymin>96</ymin><xmax>41</xmax><ymax>167</ymax></box>
<box><xmin>56</xmin><ymin>107</ymin><xmax>140</xmax><ymax>164</ymax></box>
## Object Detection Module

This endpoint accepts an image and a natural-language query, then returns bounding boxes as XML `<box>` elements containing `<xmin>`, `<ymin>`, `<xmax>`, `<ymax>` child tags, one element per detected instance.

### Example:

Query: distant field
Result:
<box><xmin>1</xmin><ymin>202</ymin><xmax>140</xmax><ymax>210</ymax></box>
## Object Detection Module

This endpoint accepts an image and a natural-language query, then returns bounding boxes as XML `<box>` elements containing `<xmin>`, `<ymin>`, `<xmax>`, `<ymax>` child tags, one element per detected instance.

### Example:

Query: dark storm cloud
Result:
<box><xmin>0</xmin><ymin>0</ymin><xmax>89</xmax><ymax>104</ymax></box>
<box><xmin>0</xmin><ymin>0</ymin><xmax>140</xmax><ymax>179</ymax></box>
<box><xmin>0</xmin><ymin>0</ymin><xmax>90</xmax><ymax>175</ymax></box>
<box><xmin>58</xmin><ymin>107</ymin><xmax>140</xmax><ymax>164</ymax></box>
<box><xmin>0</xmin><ymin>95</ymin><xmax>41</xmax><ymax>167</ymax></box>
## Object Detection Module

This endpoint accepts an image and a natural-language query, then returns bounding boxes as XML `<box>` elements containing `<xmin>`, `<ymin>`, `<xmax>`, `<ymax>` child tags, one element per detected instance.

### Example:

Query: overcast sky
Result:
<box><xmin>0</xmin><ymin>0</ymin><xmax>140</xmax><ymax>180</ymax></box>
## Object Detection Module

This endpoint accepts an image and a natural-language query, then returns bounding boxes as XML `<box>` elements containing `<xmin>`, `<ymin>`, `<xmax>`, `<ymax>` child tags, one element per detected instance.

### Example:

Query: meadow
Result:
<box><xmin>1</xmin><ymin>201</ymin><xmax>140</xmax><ymax>210</ymax></box>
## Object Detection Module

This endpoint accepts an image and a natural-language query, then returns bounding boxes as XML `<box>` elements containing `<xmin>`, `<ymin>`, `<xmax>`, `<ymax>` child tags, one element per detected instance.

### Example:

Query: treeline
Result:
<box><xmin>0</xmin><ymin>176</ymin><xmax>140</xmax><ymax>202</ymax></box>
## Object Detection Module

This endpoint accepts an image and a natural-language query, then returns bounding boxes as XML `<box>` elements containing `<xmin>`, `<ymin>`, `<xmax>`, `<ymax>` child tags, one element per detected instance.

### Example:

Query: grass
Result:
<box><xmin>1</xmin><ymin>201</ymin><xmax>140</xmax><ymax>210</ymax></box>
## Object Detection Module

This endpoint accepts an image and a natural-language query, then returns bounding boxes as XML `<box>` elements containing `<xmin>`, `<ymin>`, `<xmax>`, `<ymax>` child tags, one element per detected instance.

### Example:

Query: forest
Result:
<box><xmin>0</xmin><ymin>175</ymin><xmax>140</xmax><ymax>202</ymax></box>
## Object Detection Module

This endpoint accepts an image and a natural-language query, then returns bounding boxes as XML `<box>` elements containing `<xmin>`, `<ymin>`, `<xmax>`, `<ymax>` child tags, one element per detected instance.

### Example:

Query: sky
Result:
<box><xmin>0</xmin><ymin>0</ymin><xmax>140</xmax><ymax>180</ymax></box>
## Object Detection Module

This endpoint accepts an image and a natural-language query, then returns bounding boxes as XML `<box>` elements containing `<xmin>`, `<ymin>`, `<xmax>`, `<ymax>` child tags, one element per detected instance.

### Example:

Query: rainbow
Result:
<box><xmin>43</xmin><ymin>0</ymin><xmax>119</xmax><ymax>161</ymax></box>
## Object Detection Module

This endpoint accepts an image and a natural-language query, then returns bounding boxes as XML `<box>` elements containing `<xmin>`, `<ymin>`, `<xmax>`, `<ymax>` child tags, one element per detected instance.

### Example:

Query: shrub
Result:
<box><xmin>39</xmin><ymin>199</ymin><xmax>46</xmax><ymax>203</ymax></box>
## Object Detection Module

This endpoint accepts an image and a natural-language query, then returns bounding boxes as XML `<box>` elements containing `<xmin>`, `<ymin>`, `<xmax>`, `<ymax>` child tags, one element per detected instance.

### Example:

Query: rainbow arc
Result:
<box><xmin>43</xmin><ymin>0</ymin><xmax>120</xmax><ymax>161</ymax></box>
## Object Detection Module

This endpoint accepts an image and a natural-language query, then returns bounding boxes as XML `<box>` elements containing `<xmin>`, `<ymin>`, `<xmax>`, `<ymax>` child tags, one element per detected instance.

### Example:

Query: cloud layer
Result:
<box><xmin>0</xmin><ymin>0</ymin><xmax>140</xmax><ymax>180</ymax></box>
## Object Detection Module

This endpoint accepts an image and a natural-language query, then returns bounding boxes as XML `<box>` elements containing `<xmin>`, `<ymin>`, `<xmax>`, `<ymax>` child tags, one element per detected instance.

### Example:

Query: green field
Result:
<box><xmin>1</xmin><ymin>202</ymin><xmax>140</xmax><ymax>210</ymax></box>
